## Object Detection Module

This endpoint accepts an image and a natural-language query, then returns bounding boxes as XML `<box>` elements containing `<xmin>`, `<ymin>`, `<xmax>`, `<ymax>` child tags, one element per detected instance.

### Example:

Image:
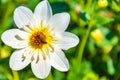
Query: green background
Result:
<box><xmin>0</xmin><ymin>0</ymin><xmax>120</xmax><ymax>80</ymax></box>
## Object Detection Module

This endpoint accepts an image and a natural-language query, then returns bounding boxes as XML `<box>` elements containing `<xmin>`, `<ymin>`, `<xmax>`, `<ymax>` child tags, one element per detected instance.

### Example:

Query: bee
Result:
<box><xmin>36</xmin><ymin>35</ymin><xmax>47</xmax><ymax>44</ymax></box>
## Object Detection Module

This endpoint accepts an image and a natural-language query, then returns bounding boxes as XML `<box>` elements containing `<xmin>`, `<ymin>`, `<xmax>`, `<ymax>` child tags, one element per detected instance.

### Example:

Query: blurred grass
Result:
<box><xmin>0</xmin><ymin>0</ymin><xmax>120</xmax><ymax>80</ymax></box>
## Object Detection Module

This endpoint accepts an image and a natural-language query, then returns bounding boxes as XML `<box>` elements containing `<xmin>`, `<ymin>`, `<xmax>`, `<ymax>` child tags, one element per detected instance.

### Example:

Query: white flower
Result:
<box><xmin>1</xmin><ymin>0</ymin><xmax>79</xmax><ymax>79</ymax></box>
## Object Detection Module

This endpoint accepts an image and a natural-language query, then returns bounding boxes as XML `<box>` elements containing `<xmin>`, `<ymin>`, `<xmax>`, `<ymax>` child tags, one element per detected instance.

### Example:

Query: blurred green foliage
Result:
<box><xmin>0</xmin><ymin>0</ymin><xmax>120</xmax><ymax>80</ymax></box>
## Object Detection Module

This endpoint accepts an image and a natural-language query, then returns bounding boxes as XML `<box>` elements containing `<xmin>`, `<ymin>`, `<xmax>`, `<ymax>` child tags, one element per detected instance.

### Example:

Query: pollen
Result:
<box><xmin>29</xmin><ymin>31</ymin><xmax>47</xmax><ymax>49</ymax></box>
<box><xmin>28</xmin><ymin>27</ymin><xmax>55</xmax><ymax>50</ymax></box>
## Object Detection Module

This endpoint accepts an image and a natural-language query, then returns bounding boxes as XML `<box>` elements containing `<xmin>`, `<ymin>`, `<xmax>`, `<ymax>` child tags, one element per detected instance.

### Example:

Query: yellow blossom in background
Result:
<box><xmin>98</xmin><ymin>0</ymin><xmax>108</xmax><ymax>8</ymax></box>
<box><xmin>91</xmin><ymin>29</ymin><xmax>103</xmax><ymax>43</ymax></box>
<box><xmin>0</xmin><ymin>46</ymin><xmax>11</xmax><ymax>59</ymax></box>
<box><xmin>82</xmin><ymin>72</ymin><xmax>99</xmax><ymax>80</ymax></box>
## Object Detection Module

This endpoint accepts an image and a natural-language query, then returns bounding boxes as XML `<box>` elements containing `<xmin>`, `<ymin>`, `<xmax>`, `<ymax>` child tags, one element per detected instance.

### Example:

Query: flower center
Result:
<box><xmin>24</xmin><ymin>26</ymin><xmax>57</xmax><ymax>61</ymax></box>
<box><xmin>29</xmin><ymin>31</ymin><xmax>47</xmax><ymax>49</ymax></box>
<box><xmin>28</xmin><ymin>26</ymin><xmax>56</xmax><ymax>50</ymax></box>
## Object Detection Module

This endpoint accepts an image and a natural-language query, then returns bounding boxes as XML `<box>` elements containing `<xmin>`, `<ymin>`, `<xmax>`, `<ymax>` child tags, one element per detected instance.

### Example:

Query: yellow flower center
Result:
<box><xmin>29</xmin><ymin>27</ymin><xmax>55</xmax><ymax>50</ymax></box>
<box><xmin>29</xmin><ymin>31</ymin><xmax>47</xmax><ymax>48</ymax></box>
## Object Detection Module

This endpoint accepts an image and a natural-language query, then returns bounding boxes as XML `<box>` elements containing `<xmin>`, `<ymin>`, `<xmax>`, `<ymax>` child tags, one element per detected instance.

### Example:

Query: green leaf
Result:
<box><xmin>94</xmin><ymin>15</ymin><xmax>114</xmax><ymax>27</ymax></box>
<box><xmin>111</xmin><ymin>1</ymin><xmax>120</xmax><ymax>12</ymax></box>
<box><xmin>103</xmin><ymin>56</ymin><xmax>115</xmax><ymax>75</ymax></box>
<box><xmin>51</xmin><ymin>2</ymin><xmax>70</xmax><ymax>14</ymax></box>
<box><xmin>80</xmin><ymin>11</ymin><xmax>90</xmax><ymax>21</ymax></box>
<box><xmin>87</xmin><ymin>39</ymin><xmax>96</xmax><ymax>57</ymax></box>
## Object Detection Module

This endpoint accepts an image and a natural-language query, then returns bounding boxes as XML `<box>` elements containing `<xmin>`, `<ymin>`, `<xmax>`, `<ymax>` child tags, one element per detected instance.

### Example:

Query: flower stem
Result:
<box><xmin>77</xmin><ymin>23</ymin><xmax>92</xmax><ymax>64</ymax></box>
<box><xmin>76</xmin><ymin>0</ymin><xmax>96</xmax><ymax>65</ymax></box>
<box><xmin>0</xmin><ymin>66</ymin><xmax>13</xmax><ymax>80</ymax></box>
<box><xmin>12</xmin><ymin>71</ymin><xmax>19</xmax><ymax>80</ymax></box>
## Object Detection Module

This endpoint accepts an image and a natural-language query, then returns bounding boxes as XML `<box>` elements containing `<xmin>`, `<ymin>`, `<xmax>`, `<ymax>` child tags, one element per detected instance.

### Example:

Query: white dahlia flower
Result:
<box><xmin>1</xmin><ymin>0</ymin><xmax>79</xmax><ymax>79</ymax></box>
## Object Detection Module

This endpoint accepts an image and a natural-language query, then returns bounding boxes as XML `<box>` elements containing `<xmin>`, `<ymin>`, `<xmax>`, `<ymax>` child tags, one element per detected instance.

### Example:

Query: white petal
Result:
<box><xmin>57</xmin><ymin>32</ymin><xmax>79</xmax><ymax>50</ymax></box>
<box><xmin>48</xmin><ymin>13</ymin><xmax>70</xmax><ymax>32</ymax></box>
<box><xmin>34</xmin><ymin>0</ymin><xmax>52</xmax><ymax>24</ymax></box>
<box><xmin>14</xmin><ymin>6</ymin><xmax>33</xmax><ymax>28</ymax></box>
<box><xmin>50</xmin><ymin>48</ymin><xmax>69</xmax><ymax>72</ymax></box>
<box><xmin>1</xmin><ymin>29</ymin><xmax>29</xmax><ymax>49</ymax></box>
<box><xmin>9</xmin><ymin>48</ymin><xmax>32</xmax><ymax>70</ymax></box>
<box><xmin>31</xmin><ymin>52</ymin><xmax>51</xmax><ymax>79</ymax></box>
